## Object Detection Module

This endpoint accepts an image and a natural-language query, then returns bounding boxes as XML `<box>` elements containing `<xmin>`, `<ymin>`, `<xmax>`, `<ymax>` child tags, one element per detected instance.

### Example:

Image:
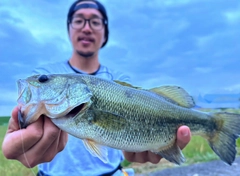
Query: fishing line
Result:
<box><xmin>18</xmin><ymin>111</ymin><xmax>36</xmax><ymax>176</ymax></box>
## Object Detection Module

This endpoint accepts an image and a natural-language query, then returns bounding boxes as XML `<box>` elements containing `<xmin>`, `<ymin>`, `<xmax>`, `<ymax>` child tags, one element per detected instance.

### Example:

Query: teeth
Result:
<box><xmin>78</xmin><ymin>37</ymin><xmax>92</xmax><ymax>42</ymax></box>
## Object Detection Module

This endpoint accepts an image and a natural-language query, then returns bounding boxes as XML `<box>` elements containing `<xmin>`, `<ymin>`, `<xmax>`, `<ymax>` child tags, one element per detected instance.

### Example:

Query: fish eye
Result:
<box><xmin>38</xmin><ymin>75</ymin><xmax>49</xmax><ymax>83</ymax></box>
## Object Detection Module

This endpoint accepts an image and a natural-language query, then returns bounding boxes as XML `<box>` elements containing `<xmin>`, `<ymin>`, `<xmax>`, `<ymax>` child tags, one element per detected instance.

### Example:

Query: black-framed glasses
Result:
<box><xmin>70</xmin><ymin>16</ymin><xmax>106</xmax><ymax>31</ymax></box>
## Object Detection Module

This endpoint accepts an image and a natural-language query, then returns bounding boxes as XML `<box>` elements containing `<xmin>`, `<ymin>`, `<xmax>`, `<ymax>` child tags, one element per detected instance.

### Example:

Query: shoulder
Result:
<box><xmin>33</xmin><ymin>60</ymin><xmax>72</xmax><ymax>74</ymax></box>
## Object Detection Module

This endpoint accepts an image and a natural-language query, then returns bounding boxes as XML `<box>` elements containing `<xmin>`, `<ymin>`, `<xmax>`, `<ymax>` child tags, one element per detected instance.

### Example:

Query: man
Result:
<box><xmin>2</xmin><ymin>0</ymin><xmax>191</xmax><ymax>175</ymax></box>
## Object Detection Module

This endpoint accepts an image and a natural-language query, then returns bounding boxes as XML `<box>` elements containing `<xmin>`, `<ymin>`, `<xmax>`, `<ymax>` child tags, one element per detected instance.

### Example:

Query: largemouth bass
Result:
<box><xmin>17</xmin><ymin>74</ymin><xmax>240</xmax><ymax>165</ymax></box>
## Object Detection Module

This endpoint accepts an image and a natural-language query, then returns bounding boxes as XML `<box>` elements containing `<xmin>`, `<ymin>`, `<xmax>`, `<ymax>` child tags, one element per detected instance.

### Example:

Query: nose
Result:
<box><xmin>82</xmin><ymin>20</ymin><xmax>92</xmax><ymax>32</ymax></box>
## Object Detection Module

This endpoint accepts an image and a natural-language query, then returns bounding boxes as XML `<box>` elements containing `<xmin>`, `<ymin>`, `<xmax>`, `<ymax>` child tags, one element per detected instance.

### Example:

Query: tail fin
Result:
<box><xmin>208</xmin><ymin>112</ymin><xmax>240</xmax><ymax>165</ymax></box>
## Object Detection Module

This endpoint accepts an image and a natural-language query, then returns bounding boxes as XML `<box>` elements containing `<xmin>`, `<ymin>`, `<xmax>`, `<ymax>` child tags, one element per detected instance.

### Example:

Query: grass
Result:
<box><xmin>1</xmin><ymin>108</ymin><xmax>240</xmax><ymax>175</ymax></box>
<box><xmin>0</xmin><ymin>116</ymin><xmax>10</xmax><ymax>126</ymax></box>
<box><xmin>183</xmin><ymin>136</ymin><xmax>240</xmax><ymax>163</ymax></box>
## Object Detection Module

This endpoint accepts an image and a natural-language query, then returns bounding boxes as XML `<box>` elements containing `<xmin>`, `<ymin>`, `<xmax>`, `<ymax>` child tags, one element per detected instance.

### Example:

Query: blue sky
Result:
<box><xmin>0</xmin><ymin>0</ymin><xmax>240</xmax><ymax>115</ymax></box>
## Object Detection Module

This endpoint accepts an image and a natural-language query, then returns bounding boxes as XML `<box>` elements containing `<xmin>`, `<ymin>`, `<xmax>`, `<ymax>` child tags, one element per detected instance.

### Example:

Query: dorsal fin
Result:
<box><xmin>114</xmin><ymin>80</ymin><xmax>141</xmax><ymax>89</ymax></box>
<box><xmin>150</xmin><ymin>86</ymin><xmax>195</xmax><ymax>108</ymax></box>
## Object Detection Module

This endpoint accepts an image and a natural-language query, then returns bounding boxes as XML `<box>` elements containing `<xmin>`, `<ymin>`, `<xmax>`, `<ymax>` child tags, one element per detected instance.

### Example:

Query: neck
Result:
<box><xmin>69</xmin><ymin>51</ymin><xmax>100</xmax><ymax>74</ymax></box>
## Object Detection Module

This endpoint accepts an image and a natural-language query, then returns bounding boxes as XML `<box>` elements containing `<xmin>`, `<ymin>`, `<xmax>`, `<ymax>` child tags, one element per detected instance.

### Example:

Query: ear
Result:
<box><xmin>68</xmin><ymin>34</ymin><xmax>72</xmax><ymax>43</ymax></box>
<box><xmin>102</xmin><ymin>35</ymin><xmax>106</xmax><ymax>46</ymax></box>
<box><xmin>68</xmin><ymin>26</ymin><xmax>73</xmax><ymax>42</ymax></box>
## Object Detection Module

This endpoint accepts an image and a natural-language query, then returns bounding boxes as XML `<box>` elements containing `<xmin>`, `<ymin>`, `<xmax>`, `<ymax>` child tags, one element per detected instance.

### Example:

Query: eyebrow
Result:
<box><xmin>72</xmin><ymin>13</ymin><xmax>102</xmax><ymax>19</ymax></box>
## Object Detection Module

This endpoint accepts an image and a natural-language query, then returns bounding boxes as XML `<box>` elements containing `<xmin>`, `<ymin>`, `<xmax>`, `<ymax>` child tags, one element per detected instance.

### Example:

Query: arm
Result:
<box><xmin>123</xmin><ymin>126</ymin><xmax>191</xmax><ymax>163</ymax></box>
<box><xmin>1</xmin><ymin>106</ymin><xmax>68</xmax><ymax>168</ymax></box>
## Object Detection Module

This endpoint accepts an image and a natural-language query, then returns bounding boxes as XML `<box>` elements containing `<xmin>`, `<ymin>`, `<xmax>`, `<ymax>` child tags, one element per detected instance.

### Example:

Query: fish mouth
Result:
<box><xmin>65</xmin><ymin>103</ymin><xmax>89</xmax><ymax>118</ymax></box>
<box><xmin>50</xmin><ymin>101</ymin><xmax>91</xmax><ymax>129</ymax></box>
<box><xmin>19</xmin><ymin>103</ymin><xmax>90</xmax><ymax>129</ymax></box>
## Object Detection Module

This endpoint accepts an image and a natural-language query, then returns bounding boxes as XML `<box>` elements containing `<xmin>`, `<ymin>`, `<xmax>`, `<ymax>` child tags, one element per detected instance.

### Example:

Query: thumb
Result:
<box><xmin>7</xmin><ymin>106</ymin><xmax>21</xmax><ymax>133</ymax></box>
<box><xmin>177</xmin><ymin>125</ymin><xmax>191</xmax><ymax>149</ymax></box>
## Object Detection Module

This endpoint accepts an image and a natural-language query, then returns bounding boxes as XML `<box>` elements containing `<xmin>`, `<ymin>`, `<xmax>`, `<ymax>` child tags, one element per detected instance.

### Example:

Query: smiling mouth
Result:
<box><xmin>78</xmin><ymin>37</ymin><xmax>94</xmax><ymax>42</ymax></box>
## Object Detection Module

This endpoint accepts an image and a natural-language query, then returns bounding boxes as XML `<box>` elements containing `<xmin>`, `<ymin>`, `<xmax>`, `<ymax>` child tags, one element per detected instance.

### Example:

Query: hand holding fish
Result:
<box><xmin>2</xmin><ymin>106</ymin><xmax>68</xmax><ymax>168</ymax></box>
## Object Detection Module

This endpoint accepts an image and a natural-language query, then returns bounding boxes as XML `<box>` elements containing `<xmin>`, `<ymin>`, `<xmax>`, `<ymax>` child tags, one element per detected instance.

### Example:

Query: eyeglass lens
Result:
<box><xmin>71</xmin><ymin>17</ymin><xmax>104</xmax><ymax>30</ymax></box>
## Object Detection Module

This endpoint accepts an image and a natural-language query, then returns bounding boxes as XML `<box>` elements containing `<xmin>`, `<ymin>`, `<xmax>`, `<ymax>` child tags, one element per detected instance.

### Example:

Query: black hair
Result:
<box><xmin>67</xmin><ymin>0</ymin><xmax>109</xmax><ymax>48</ymax></box>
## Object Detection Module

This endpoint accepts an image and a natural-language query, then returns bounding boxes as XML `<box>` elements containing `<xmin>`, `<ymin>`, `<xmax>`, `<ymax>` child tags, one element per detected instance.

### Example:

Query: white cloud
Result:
<box><xmin>0</xmin><ymin>0</ymin><xmax>71</xmax><ymax>43</ymax></box>
<box><xmin>224</xmin><ymin>10</ymin><xmax>240</xmax><ymax>24</ymax></box>
<box><xmin>196</xmin><ymin>35</ymin><xmax>213</xmax><ymax>48</ymax></box>
<box><xmin>134</xmin><ymin>75</ymin><xmax>178</xmax><ymax>89</ymax></box>
<box><xmin>147</xmin><ymin>0</ymin><xmax>192</xmax><ymax>7</ymax></box>
<box><xmin>224</xmin><ymin>84</ymin><xmax>240</xmax><ymax>93</ymax></box>
<box><xmin>194</xmin><ymin>67</ymin><xmax>214</xmax><ymax>74</ymax></box>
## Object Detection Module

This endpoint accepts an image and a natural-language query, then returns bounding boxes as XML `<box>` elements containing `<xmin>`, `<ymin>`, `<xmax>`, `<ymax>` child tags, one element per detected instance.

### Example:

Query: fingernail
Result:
<box><xmin>181</xmin><ymin>130</ymin><xmax>189</xmax><ymax>137</ymax></box>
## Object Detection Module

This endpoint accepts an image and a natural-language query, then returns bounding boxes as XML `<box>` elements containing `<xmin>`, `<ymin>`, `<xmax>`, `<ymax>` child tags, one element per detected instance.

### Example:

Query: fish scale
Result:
<box><xmin>17</xmin><ymin>74</ymin><xmax>240</xmax><ymax>165</ymax></box>
<box><xmin>72</xmin><ymin>78</ymin><xmax>211</xmax><ymax>150</ymax></box>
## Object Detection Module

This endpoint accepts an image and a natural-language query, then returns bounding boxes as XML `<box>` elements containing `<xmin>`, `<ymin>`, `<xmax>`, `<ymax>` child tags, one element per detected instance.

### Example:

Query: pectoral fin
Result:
<box><xmin>83</xmin><ymin>139</ymin><xmax>109</xmax><ymax>163</ymax></box>
<box><xmin>154</xmin><ymin>142</ymin><xmax>185</xmax><ymax>165</ymax></box>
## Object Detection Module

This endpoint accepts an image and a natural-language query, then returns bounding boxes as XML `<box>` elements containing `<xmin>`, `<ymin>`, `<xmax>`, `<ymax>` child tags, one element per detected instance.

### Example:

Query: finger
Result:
<box><xmin>17</xmin><ymin>117</ymin><xmax>62</xmax><ymax>167</ymax></box>
<box><xmin>18</xmin><ymin>125</ymin><xmax>62</xmax><ymax>167</ymax></box>
<box><xmin>123</xmin><ymin>151</ymin><xmax>145</xmax><ymax>163</ymax></box>
<box><xmin>25</xmin><ymin>116</ymin><xmax>61</xmax><ymax>154</ymax></box>
<box><xmin>7</xmin><ymin>106</ymin><xmax>21</xmax><ymax>133</ymax></box>
<box><xmin>40</xmin><ymin>129</ymin><xmax>68</xmax><ymax>163</ymax></box>
<box><xmin>123</xmin><ymin>151</ymin><xmax>135</xmax><ymax>162</ymax></box>
<box><xmin>40</xmin><ymin>127</ymin><xmax>62</xmax><ymax>162</ymax></box>
<box><xmin>176</xmin><ymin>125</ymin><xmax>191</xmax><ymax>149</ymax></box>
<box><xmin>2</xmin><ymin>116</ymin><xmax>44</xmax><ymax>159</ymax></box>
<box><xmin>35</xmin><ymin>130</ymin><xmax>67</xmax><ymax>166</ymax></box>
<box><xmin>40</xmin><ymin>128</ymin><xmax>68</xmax><ymax>161</ymax></box>
<box><xmin>129</xmin><ymin>151</ymin><xmax>149</xmax><ymax>163</ymax></box>
<box><xmin>147</xmin><ymin>151</ymin><xmax>162</xmax><ymax>164</ymax></box>
<box><xmin>57</xmin><ymin>130</ymin><xmax>68</xmax><ymax>152</ymax></box>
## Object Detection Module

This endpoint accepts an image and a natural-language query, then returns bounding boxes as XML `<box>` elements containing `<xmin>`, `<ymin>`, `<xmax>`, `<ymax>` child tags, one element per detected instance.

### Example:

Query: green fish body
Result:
<box><xmin>17</xmin><ymin>74</ymin><xmax>240</xmax><ymax>165</ymax></box>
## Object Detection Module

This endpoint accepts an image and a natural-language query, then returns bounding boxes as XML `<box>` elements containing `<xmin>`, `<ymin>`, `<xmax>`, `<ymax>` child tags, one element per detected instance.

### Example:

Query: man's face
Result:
<box><xmin>69</xmin><ymin>2</ymin><xmax>106</xmax><ymax>57</ymax></box>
